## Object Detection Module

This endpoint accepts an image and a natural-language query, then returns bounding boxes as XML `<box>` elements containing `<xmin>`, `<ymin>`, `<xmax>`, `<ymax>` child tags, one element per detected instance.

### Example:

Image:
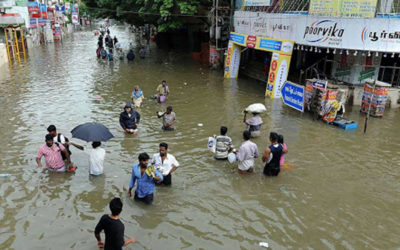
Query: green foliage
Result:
<box><xmin>82</xmin><ymin>0</ymin><xmax>211</xmax><ymax>31</ymax></box>
<box><xmin>66</xmin><ymin>13</ymin><xmax>72</xmax><ymax>24</ymax></box>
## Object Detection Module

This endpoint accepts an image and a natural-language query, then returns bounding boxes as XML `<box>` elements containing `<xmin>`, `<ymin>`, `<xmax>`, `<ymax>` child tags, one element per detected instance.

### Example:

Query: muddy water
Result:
<box><xmin>0</xmin><ymin>27</ymin><xmax>399</xmax><ymax>250</ymax></box>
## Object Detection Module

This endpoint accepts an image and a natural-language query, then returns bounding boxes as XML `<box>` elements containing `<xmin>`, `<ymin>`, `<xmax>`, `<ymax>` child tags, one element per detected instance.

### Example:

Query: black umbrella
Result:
<box><xmin>71</xmin><ymin>122</ymin><xmax>114</xmax><ymax>142</ymax></box>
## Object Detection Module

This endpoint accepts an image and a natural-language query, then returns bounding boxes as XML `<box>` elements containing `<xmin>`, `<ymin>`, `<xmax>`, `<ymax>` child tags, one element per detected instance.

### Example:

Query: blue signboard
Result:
<box><xmin>312</xmin><ymin>79</ymin><xmax>327</xmax><ymax>90</ymax></box>
<box><xmin>259</xmin><ymin>39</ymin><xmax>282</xmax><ymax>51</ymax></box>
<box><xmin>229</xmin><ymin>33</ymin><xmax>245</xmax><ymax>45</ymax></box>
<box><xmin>281</xmin><ymin>81</ymin><xmax>304</xmax><ymax>112</ymax></box>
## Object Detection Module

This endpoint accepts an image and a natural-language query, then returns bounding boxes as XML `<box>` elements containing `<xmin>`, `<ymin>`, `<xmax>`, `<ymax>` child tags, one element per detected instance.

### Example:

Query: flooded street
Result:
<box><xmin>0</xmin><ymin>27</ymin><xmax>399</xmax><ymax>249</ymax></box>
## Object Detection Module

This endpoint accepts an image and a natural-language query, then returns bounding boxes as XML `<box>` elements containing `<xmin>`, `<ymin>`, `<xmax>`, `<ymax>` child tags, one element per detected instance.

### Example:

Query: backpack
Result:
<box><xmin>57</xmin><ymin>134</ymin><xmax>71</xmax><ymax>160</ymax></box>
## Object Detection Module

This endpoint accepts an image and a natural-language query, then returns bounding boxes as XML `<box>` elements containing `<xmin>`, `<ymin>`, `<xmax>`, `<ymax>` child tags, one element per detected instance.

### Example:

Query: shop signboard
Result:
<box><xmin>281</xmin><ymin>81</ymin><xmax>305</xmax><ymax>112</ymax></box>
<box><xmin>295</xmin><ymin>17</ymin><xmax>400</xmax><ymax>53</ymax></box>
<box><xmin>29</xmin><ymin>18</ymin><xmax>49</xmax><ymax>28</ymax></box>
<box><xmin>246</xmin><ymin>35</ymin><xmax>256</xmax><ymax>48</ymax></box>
<box><xmin>335</xmin><ymin>66</ymin><xmax>351</xmax><ymax>77</ymax></box>
<box><xmin>312</xmin><ymin>79</ymin><xmax>328</xmax><ymax>90</ymax></box>
<box><xmin>40</xmin><ymin>4</ymin><xmax>47</xmax><ymax>19</ymax></box>
<box><xmin>234</xmin><ymin>12</ymin><xmax>294</xmax><ymax>39</ymax></box>
<box><xmin>258</xmin><ymin>38</ymin><xmax>282</xmax><ymax>51</ymax></box>
<box><xmin>15</xmin><ymin>0</ymin><xmax>27</xmax><ymax>7</ymax></box>
<box><xmin>341</xmin><ymin>0</ymin><xmax>377</xmax><ymax>18</ymax></box>
<box><xmin>28</xmin><ymin>1</ymin><xmax>39</xmax><ymax>13</ymax></box>
<box><xmin>73</xmin><ymin>3</ymin><xmax>78</xmax><ymax>13</ymax></box>
<box><xmin>72</xmin><ymin>13</ymin><xmax>78</xmax><ymax>24</ymax></box>
<box><xmin>224</xmin><ymin>41</ymin><xmax>242</xmax><ymax>79</ymax></box>
<box><xmin>229</xmin><ymin>32</ymin><xmax>246</xmax><ymax>46</ymax></box>
<box><xmin>309</xmin><ymin>0</ymin><xmax>377</xmax><ymax>18</ymax></box>
<box><xmin>47</xmin><ymin>11</ymin><xmax>54</xmax><ymax>20</ymax></box>
<box><xmin>358</xmin><ymin>68</ymin><xmax>375</xmax><ymax>81</ymax></box>
<box><xmin>230</xmin><ymin>46</ymin><xmax>241</xmax><ymax>78</ymax></box>
<box><xmin>244</xmin><ymin>0</ymin><xmax>272</xmax><ymax>6</ymax></box>
<box><xmin>234</xmin><ymin>11</ymin><xmax>400</xmax><ymax>53</ymax></box>
<box><xmin>65</xmin><ymin>2</ymin><xmax>70</xmax><ymax>13</ymax></box>
<box><xmin>309</xmin><ymin>0</ymin><xmax>339</xmax><ymax>17</ymax></box>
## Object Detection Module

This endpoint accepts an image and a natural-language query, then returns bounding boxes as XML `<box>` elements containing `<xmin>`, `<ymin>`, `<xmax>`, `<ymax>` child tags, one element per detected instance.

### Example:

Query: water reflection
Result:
<box><xmin>0</xmin><ymin>26</ymin><xmax>399</xmax><ymax>249</ymax></box>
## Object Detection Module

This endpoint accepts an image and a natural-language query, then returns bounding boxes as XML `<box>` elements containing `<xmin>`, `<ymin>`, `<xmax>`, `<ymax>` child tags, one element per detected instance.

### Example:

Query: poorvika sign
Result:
<box><xmin>303</xmin><ymin>20</ymin><xmax>345</xmax><ymax>45</ymax></box>
<box><xmin>234</xmin><ymin>11</ymin><xmax>400</xmax><ymax>53</ymax></box>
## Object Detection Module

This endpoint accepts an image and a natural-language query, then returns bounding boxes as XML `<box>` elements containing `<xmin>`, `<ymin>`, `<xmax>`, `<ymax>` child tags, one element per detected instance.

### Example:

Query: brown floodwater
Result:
<box><xmin>0</xmin><ymin>26</ymin><xmax>399</xmax><ymax>250</ymax></box>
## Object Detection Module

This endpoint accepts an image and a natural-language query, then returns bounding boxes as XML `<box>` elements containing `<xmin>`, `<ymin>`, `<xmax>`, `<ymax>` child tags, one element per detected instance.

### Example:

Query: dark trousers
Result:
<box><xmin>263</xmin><ymin>166</ymin><xmax>280</xmax><ymax>176</ymax></box>
<box><xmin>162</xmin><ymin>126</ymin><xmax>174</xmax><ymax>131</ymax></box>
<box><xmin>162</xmin><ymin>174</ymin><xmax>172</xmax><ymax>185</ymax></box>
<box><xmin>134</xmin><ymin>192</ymin><xmax>154</xmax><ymax>204</ymax></box>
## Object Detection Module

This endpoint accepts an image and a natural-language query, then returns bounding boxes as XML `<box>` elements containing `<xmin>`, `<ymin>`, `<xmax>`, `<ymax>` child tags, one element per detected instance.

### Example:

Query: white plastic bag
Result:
<box><xmin>245</xmin><ymin>103</ymin><xmax>267</xmax><ymax>113</ymax></box>
<box><xmin>208</xmin><ymin>137</ymin><xmax>216</xmax><ymax>153</ymax></box>
<box><xmin>227</xmin><ymin>153</ymin><xmax>237</xmax><ymax>163</ymax></box>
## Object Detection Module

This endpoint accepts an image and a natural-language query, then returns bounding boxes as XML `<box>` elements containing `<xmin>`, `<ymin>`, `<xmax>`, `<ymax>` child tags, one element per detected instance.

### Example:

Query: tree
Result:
<box><xmin>83</xmin><ymin>0</ymin><xmax>212</xmax><ymax>31</ymax></box>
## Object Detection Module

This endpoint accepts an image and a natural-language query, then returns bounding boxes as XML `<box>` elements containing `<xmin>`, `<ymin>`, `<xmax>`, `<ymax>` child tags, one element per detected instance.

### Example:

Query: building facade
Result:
<box><xmin>226</xmin><ymin>0</ymin><xmax>400</xmax><ymax>99</ymax></box>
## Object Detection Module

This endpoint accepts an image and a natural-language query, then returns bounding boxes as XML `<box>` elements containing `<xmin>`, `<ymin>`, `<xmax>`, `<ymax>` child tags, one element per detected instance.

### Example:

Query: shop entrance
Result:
<box><xmin>239</xmin><ymin>49</ymin><xmax>272</xmax><ymax>83</ymax></box>
<box><xmin>224</xmin><ymin>32</ymin><xmax>294</xmax><ymax>98</ymax></box>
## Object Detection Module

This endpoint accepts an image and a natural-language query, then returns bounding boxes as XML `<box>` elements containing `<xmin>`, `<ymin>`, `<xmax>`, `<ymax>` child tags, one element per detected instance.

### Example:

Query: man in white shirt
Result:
<box><xmin>152</xmin><ymin>142</ymin><xmax>179</xmax><ymax>185</ymax></box>
<box><xmin>47</xmin><ymin>124</ymin><xmax>84</xmax><ymax>161</ymax></box>
<box><xmin>236</xmin><ymin>130</ymin><xmax>259</xmax><ymax>174</ymax></box>
<box><xmin>89</xmin><ymin>141</ymin><xmax>106</xmax><ymax>175</ymax></box>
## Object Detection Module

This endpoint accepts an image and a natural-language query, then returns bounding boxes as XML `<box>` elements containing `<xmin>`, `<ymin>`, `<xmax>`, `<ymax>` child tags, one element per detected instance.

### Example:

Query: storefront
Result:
<box><xmin>232</xmin><ymin>11</ymin><xmax>400</xmax><ymax>99</ymax></box>
<box><xmin>224</xmin><ymin>32</ymin><xmax>294</xmax><ymax>98</ymax></box>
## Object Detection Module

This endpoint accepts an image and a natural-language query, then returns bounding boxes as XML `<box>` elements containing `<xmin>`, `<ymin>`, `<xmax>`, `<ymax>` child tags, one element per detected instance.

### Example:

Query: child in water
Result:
<box><xmin>278</xmin><ymin>134</ymin><xmax>287</xmax><ymax>166</ymax></box>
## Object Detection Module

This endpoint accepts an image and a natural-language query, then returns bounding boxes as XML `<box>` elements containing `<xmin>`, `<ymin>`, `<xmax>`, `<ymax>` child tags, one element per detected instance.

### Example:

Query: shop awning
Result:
<box><xmin>0</xmin><ymin>13</ymin><xmax>25</xmax><ymax>27</ymax></box>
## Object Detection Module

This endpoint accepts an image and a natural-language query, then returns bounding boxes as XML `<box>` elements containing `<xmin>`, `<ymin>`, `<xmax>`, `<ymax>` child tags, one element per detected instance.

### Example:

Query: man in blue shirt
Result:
<box><xmin>128</xmin><ymin>153</ymin><xmax>163</xmax><ymax>205</ymax></box>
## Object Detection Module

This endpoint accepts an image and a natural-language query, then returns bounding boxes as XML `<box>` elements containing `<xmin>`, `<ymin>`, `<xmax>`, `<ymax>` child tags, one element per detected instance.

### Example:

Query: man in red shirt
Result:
<box><xmin>36</xmin><ymin>134</ymin><xmax>74</xmax><ymax>172</ymax></box>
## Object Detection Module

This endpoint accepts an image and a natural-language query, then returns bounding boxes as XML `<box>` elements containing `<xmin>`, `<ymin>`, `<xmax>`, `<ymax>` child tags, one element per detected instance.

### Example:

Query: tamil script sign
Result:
<box><xmin>229</xmin><ymin>33</ymin><xmax>246</xmax><ymax>46</ymax></box>
<box><xmin>281</xmin><ymin>81</ymin><xmax>305</xmax><ymax>112</ymax></box>
<box><xmin>335</xmin><ymin>66</ymin><xmax>351</xmax><ymax>77</ymax></box>
<box><xmin>234</xmin><ymin>11</ymin><xmax>400</xmax><ymax>53</ymax></box>
<box><xmin>244</xmin><ymin>0</ymin><xmax>272</xmax><ymax>6</ymax></box>
<box><xmin>341</xmin><ymin>0</ymin><xmax>377</xmax><ymax>17</ymax></box>
<box><xmin>358</xmin><ymin>68</ymin><xmax>375</xmax><ymax>81</ymax></box>
<box><xmin>309</xmin><ymin>0</ymin><xmax>377</xmax><ymax>18</ymax></box>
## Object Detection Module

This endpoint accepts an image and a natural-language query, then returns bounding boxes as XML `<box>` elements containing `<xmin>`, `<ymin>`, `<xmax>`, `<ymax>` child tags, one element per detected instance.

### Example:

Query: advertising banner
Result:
<box><xmin>244</xmin><ymin>0</ymin><xmax>272</xmax><ymax>6</ymax></box>
<box><xmin>234</xmin><ymin>11</ymin><xmax>400</xmax><ymax>53</ymax></box>
<box><xmin>341</xmin><ymin>0</ymin><xmax>377</xmax><ymax>18</ymax></box>
<box><xmin>40</xmin><ymin>4</ymin><xmax>47</xmax><ymax>19</ymax></box>
<box><xmin>229</xmin><ymin>32</ymin><xmax>247</xmax><ymax>46</ymax></box>
<box><xmin>309</xmin><ymin>0</ymin><xmax>339</xmax><ymax>17</ymax></box>
<box><xmin>72</xmin><ymin>13</ymin><xmax>78</xmax><ymax>24</ymax></box>
<box><xmin>65</xmin><ymin>2</ymin><xmax>70</xmax><ymax>13</ymax></box>
<box><xmin>29</xmin><ymin>18</ymin><xmax>49</xmax><ymax>28</ymax></box>
<box><xmin>296</xmin><ymin>17</ymin><xmax>400</xmax><ymax>52</ymax></box>
<box><xmin>309</xmin><ymin>0</ymin><xmax>377</xmax><ymax>18</ymax></box>
<box><xmin>226</xmin><ymin>31</ymin><xmax>294</xmax><ymax>98</ymax></box>
<box><xmin>15</xmin><ymin>0</ymin><xmax>28</xmax><ymax>7</ymax></box>
<box><xmin>28</xmin><ymin>1</ymin><xmax>39</xmax><ymax>13</ymax></box>
<box><xmin>266</xmin><ymin>53</ymin><xmax>292</xmax><ymax>98</ymax></box>
<box><xmin>224</xmin><ymin>41</ymin><xmax>242</xmax><ymax>79</ymax></box>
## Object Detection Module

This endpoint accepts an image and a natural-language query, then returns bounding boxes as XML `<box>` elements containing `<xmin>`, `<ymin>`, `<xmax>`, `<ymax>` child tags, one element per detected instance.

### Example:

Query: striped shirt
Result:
<box><xmin>37</xmin><ymin>143</ymin><xmax>66</xmax><ymax>170</ymax></box>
